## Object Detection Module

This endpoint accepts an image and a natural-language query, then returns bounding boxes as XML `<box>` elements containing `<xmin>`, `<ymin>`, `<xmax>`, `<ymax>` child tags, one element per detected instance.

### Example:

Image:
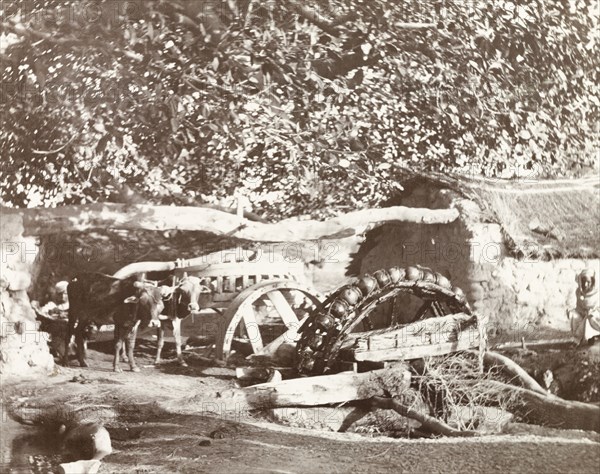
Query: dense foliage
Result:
<box><xmin>1</xmin><ymin>0</ymin><xmax>598</xmax><ymax>217</ymax></box>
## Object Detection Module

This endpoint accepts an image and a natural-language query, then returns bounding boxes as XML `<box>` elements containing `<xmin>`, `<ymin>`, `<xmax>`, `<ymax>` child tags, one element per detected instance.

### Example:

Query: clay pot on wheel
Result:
<box><xmin>357</xmin><ymin>276</ymin><xmax>378</xmax><ymax>296</ymax></box>
<box><xmin>405</xmin><ymin>266</ymin><xmax>423</xmax><ymax>281</ymax></box>
<box><xmin>340</xmin><ymin>287</ymin><xmax>362</xmax><ymax>306</ymax></box>
<box><xmin>373</xmin><ymin>270</ymin><xmax>391</xmax><ymax>287</ymax></box>
<box><xmin>387</xmin><ymin>267</ymin><xmax>405</xmax><ymax>283</ymax></box>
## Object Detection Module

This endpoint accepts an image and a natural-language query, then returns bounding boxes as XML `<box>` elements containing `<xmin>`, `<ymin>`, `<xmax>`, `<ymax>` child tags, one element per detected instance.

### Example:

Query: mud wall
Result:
<box><xmin>359</xmin><ymin>187</ymin><xmax>599</xmax><ymax>342</ymax></box>
<box><xmin>0</xmin><ymin>214</ymin><xmax>54</xmax><ymax>376</ymax></box>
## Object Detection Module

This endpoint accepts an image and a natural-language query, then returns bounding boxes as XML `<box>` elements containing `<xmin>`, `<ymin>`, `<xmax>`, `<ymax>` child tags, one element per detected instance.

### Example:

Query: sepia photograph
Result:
<box><xmin>0</xmin><ymin>1</ymin><xmax>598</xmax><ymax>473</ymax></box>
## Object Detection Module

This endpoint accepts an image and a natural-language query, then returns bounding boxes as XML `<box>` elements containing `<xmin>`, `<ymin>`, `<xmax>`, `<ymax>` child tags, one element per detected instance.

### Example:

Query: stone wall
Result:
<box><xmin>472</xmin><ymin>258</ymin><xmax>600</xmax><ymax>340</ymax></box>
<box><xmin>0</xmin><ymin>214</ymin><xmax>54</xmax><ymax>376</ymax></box>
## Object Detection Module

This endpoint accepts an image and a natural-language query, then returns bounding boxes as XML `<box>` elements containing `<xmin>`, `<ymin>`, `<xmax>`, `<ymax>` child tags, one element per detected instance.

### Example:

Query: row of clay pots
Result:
<box><xmin>321</xmin><ymin>266</ymin><xmax>457</xmax><ymax>327</ymax></box>
<box><xmin>297</xmin><ymin>266</ymin><xmax>465</xmax><ymax>374</ymax></box>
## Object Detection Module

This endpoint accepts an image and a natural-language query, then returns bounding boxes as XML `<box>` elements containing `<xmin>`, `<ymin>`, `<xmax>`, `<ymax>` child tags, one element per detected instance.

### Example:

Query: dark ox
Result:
<box><xmin>155</xmin><ymin>275</ymin><xmax>207</xmax><ymax>366</ymax></box>
<box><xmin>65</xmin><ymin>273</ymin><xmax>164</xmax><ymax>372</ymax></box>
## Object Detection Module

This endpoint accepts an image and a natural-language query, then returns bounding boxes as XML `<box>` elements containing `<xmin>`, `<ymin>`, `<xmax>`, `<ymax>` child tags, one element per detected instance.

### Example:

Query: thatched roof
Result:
<box><xmin>415</xmin><ymin>173</ymin><xmax>599</xmax><ymax>260</ymax></box>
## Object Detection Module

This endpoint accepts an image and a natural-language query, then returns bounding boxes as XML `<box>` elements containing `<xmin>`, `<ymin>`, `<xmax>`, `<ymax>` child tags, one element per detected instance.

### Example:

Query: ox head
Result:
<box><xmin>173</xmin><ymin>276</ymin><xmax>206</xmax><ymax>316</ymax></box>
<box><xmin>123</xmin><ymin>280</ymin><xmax>165</xmax><ymax>328</ymax></box>
<box><xmin>159</xmin><ymin>276</ymin><xmax>210</xmax><ymax>318</ymax></box>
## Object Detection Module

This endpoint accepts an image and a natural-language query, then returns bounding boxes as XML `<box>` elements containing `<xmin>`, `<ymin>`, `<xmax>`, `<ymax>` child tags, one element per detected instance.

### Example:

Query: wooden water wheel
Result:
<box><xmin>295</xmin><ymin>266</ymin><xmax>475</xmax><ymax>375</ymax></box>
<box><xmin>215</xmin><ymin>279</ymin><xmax>323</xmax><ymax>361</ymax></box>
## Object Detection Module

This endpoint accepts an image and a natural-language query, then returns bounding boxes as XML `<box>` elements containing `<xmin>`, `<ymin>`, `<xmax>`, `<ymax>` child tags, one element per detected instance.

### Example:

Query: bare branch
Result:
<box><xmin>371</xmin><ymin>396</ymin><xmax>479</xmax><ymax>437</ymax></box>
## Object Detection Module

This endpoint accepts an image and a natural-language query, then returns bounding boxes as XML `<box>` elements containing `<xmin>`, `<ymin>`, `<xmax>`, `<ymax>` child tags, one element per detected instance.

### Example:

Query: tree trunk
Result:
<box><xmin>481</xmin><ymin>380</ymin><xmax>600</xmax><ymax>432</ymax></box>
<box><xmin>4</xmin><ymin>203</ymin><xmax>459</xmax><ymax>240</ymax></box>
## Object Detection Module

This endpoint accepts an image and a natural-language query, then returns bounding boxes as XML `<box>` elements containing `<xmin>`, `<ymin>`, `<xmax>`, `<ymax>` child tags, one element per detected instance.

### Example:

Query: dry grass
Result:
<box><xmin>410</xmin><ymin>172</ymin><xmax>599</xmax><ymax>259</ymax></box>
<box><xmin>470</xmin><ymin>184</ymin><xmax>599</xmax><ymax>259</ymax></box>
<box><xmin>351</xmin><ymin>352</ymin><xmax>523</xmax><ymax>437</ymax></box>
<box><xmin>412</xmin><ymin>353</ymin><xmax>520</xmax><ymax>432</ymax></box>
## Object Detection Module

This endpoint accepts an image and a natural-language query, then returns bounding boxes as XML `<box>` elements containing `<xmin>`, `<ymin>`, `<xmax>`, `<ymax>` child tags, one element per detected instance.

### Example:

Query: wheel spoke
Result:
<box><xmin>215</xmin><ymin>279</ymin><xmax>324</xmax><ymax>360</ymax></box>
<box><xmin>240</xmin><ymin>303</ymin><xmax>263</xmax><ymax>353</ymax></box>
<box><xmin>266</xmin><ymin>290</ymin><xmax>300</xmax><ymax>328</ymax></box>
<box><xmin>414</xmin><ymin>301</ymin><xmax>432</xmax><ymax>321</ymax></box>
<box><xmin>431</xmin><ymin>301</ymin><xmax>445</xmax><ymax>318</ymax></box>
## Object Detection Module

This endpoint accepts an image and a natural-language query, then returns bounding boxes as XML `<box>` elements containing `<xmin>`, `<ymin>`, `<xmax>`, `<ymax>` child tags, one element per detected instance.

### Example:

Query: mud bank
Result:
<box><xmin>3</xmin><ymin>343</ymin><xmax>600</xmax><ymax>474</ymax></box>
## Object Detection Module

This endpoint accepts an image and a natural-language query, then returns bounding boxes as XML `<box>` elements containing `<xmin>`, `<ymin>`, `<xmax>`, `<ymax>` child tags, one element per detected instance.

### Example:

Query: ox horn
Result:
<box><xmin>113</xmin><ymin>261</ymin><xmax>177</xmax><ymax>279</ymax></box>
<box><xmin>113</xmin><ymin>257</ymin><xmax>212</xmax><ymax>279</ymax></box>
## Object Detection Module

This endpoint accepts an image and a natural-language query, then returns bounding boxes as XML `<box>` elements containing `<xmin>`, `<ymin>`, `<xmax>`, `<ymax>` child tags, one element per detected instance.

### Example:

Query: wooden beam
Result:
<box><xmin>4</xmin><ymin>203</ymin><xmax>460</xmax><ymax>240</ymax></box>
<box><xmin>340</xmin><ymin>313</ymin><xmax>478</xmax><ymax>353</ymax></box>
<box><xmin>470</xmin><ymin>350</ymin><xmax>549</xmax><ymax>396</ymax></box>
<box><xmin>254</xmin><ymin>325</ymin><xmax>304</xmax><ymax>358</ymax></box>
<box><xmin>344</xmin><ymin>335</ymin><xmax>480</xmax><ymax>362</ymax></box>
<box><xmin>213</xmin><ymin>367</ymin><xmax>411</xmax><ymax>410</ymax></box>
<box><xmin>240</xmin><ymin>304</ymin><xmax>264</xmax><ymax>353</ymax></box>
<box><xmin>266</xmin><ymin>290</ymin><xmax>300</xmax><ymax>328</ymax></box>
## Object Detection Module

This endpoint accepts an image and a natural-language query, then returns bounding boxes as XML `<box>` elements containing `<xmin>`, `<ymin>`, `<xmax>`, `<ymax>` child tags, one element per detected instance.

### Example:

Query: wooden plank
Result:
<box><xmin>343</xmin><ymin>332</ymin><xmax>480</xmax><ymax>363</ymax></box>
<box><xmin>266</xmin><ymin>290</ymin><xmax>300</xmax><ymax>328</ymax></box>
<box><xmin>195</xmin><ymin>262</ymin><xmax>305</xmax><ymax>279</ymax></box>
<box><xmin>242</xmin><ymin>274</ymin><xmax>249</xmax><ymax>289</ymax></box>
<box><xmin>340</xmin><ymin>312</ymin><xmax>477</xmax><ymax>352</ymax></box>
<box><xmin>222</xmin><ymin>276</ymin><xmax>234</xmax><ymax>292</ymax></box>
<box><xmin>492</xmin><ymin>338</ymin><xmax>573</xmax><ymax>351</ymax></box>
<box><xmin>209</xmin><ymin>293</ymin><xmax>235</xmax><ymax>304</ymax></box>
<box><xmin>214</xmin><ymin>367</ymin><xmax>412</xmax><ymax>410</ymax></box>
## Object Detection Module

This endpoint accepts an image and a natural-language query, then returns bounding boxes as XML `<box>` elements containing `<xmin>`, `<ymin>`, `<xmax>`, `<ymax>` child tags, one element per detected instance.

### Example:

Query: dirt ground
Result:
<box><xmin>2</xmin><ymin>341</ymin><xmax>600</xmax><ymax>474</ymax></box>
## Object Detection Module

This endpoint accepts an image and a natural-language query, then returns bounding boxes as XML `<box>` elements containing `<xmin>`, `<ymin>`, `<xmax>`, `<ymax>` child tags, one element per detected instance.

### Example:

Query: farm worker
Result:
<box><xmin>567</xmin><ymin>269</ymin><xmax>600</xmax><ymax>345</ymax></box>
<box><xmin>39</xmin><ymin>280</ymin><xmax>70</xmax><ymax>318</ymax></box>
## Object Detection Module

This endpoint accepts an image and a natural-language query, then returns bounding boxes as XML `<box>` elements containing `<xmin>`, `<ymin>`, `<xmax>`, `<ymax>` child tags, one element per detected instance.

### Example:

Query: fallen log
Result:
<box><xmin>480</xmin><ymin>380</ymin><xmax>600</xmax><ymax>432</ymax></box>
<box><xmin>208</xmin><ymin>367</ymin><xmax>412</xmax><ymax>412</ymax></box>
<box><xmin>469</xmin><ymin>350</ymin><xmax>549</xmax><ymax>396</ymax></box>
<box><xmin>4</xmin><ymin>203</ymin><xmax>459</xmax><ymax>240</ymax></box>
<box><xmin>370</xmin><ymin>397</ymin><xmax>478</xmax><ymax>438</ymax></box>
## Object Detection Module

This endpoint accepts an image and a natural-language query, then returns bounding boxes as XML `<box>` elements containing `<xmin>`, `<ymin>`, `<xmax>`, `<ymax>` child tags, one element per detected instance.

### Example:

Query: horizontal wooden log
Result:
<box><xmin>341</xmin><ymin>312</ymin><xmax>477</xmax><ymax>351</ymax></box>
<box><xmin>492</xmin><ymin>338</ymin><xmax>573</xmax><ymax>351</ymax></box>
<box><xmin>343</xmin><ymin>335</ymin><xmax>481</xmax><ymax>362</ymax></box>
<box><xmin>4</xmin><ymin>203</ymin><xmax>459</xmax><ymax>241</ymax></box>
<box><xmin>212</xmin><ymin>368</ymin><xmax>411</xmax><ymax>411</ymax></box>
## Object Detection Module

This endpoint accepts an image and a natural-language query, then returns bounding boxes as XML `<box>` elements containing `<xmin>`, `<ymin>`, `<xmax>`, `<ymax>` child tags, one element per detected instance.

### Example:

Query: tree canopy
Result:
<box><xmin>1</xmin><ymin>0</ymin><xmax>598</xmax><ymax>218</ymax></box>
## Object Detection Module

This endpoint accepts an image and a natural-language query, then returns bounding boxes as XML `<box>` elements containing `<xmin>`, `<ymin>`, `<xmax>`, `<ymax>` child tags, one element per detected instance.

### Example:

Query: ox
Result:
<box><xmin>155</xmin><ymin>275</ymin><xmax>207</xmax><ymax>366</ymax></box>
<box><xmin>65</xmin><ymin>273</ymin><xmax>164</xmax><ymax>372</ymax></box>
